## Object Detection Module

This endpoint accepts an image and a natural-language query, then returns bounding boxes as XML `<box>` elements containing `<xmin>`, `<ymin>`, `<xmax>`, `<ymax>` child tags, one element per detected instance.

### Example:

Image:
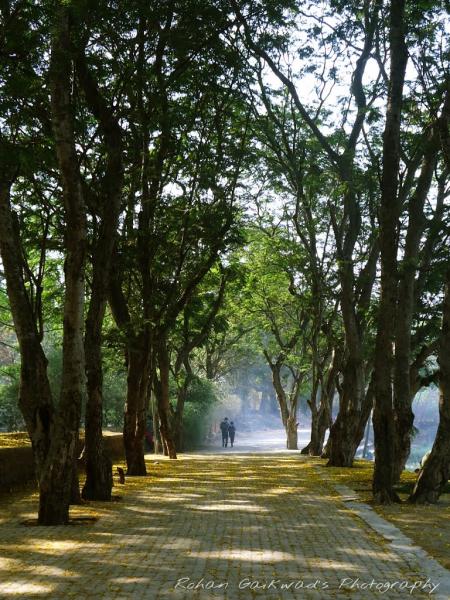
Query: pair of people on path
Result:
<box><xmin>220</xmin><ymin>417</ymin><xmax>236</xmax><ymax>448</ymax></box>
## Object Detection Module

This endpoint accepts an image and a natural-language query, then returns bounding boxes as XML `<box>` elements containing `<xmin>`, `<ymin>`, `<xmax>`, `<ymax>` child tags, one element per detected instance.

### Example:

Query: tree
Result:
<box><xmin>239</xmin><ymin>228</ymin><xmax>312</xmax><ymax>449</ymax></box>
<box><xmin>104</xmin><ymin>0</ymin><xmax>250</xmax><ymax>469</ymax></box>
<box><xmin>169</xmin><ymin>269</ymin><xmax>226</xmax><ymax>451</ymax></box>
<box><xmin>372</xmin><ymin>0</ymin><xmax>450</xmax><ymax>503</ymax></box>
<box><xmin>233</xmin><ymin>0</ymin><xmax>383</xmax><ymax>466</ymax></box>
<box><xmin>74</xmin><ymin>32</ymin><xmax>124</xmax><ymax>502</ymax></box>
<box><xmin>409</xmin><ymin>266</ymin><xmax>450</xmax><ymax>503</ymax></box>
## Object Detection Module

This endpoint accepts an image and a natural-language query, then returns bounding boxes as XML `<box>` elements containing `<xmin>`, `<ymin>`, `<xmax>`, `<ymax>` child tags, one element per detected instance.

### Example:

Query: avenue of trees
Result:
<box><xmin>0</xmin><ymin>0</ymin><xmax>449</xmax><ymax>523</ymax></box>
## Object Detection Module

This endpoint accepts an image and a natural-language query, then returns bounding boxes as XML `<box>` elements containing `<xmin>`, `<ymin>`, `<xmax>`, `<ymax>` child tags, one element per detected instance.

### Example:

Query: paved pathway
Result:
<box><xmin>0</xmin><ymin>451</ymin><xmax>446</xmax><ymax>599</ymax></box>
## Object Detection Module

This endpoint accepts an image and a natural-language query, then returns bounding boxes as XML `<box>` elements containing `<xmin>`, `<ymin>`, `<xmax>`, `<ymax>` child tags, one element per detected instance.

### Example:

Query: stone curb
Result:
<box><xmin>322</xmin><ymin>474</ymin><xmax>450</xmax><ymax>600</ymax></box>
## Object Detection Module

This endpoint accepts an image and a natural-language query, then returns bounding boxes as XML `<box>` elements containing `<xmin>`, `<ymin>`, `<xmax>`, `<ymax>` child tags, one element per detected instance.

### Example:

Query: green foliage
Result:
<box><xmin>181</xmin><ymin>377</ymin><xmax>220</xmax><ymax>450</ymax></box>
<box><xmin>0</xmin><ymin>364</ymin><xmax>23</xmax><ymax>431</ymax></box>
<box><xmin>102</xmin><ymin>367</ymin><xmax>127</xmax><ymax>430</ymax></box>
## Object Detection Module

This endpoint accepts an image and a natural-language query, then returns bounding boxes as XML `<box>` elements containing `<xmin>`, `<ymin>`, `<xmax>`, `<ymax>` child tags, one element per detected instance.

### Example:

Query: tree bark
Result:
<box><xmin>151</xmin><ymin>391</ymin><xmax>163</xmax><ymax>454</ymax></box>
<box><xmin>327</xmin><ymin>352</ymin><xmax>364</xmax><ymax>466</ymax></box>
<box><xmin>302</xmin><ymin>375</ymin><xmax>319</xmax><ymax>455</ymax></box>
<box><xmin>286</xmin><ymin>416</ymin><xmax>298</xmax><ymax>450</ymax></box>
<box><xmin>75</xmin><ymin>46</ymin><xmax>123</xmax><ymax>501</ymax></box>
<box><xmin>156</xmin><ymin>334</ymin><xmax>177</xmax><ymax>459</ymax></box>
<box><xmin>392</xmin><ymin>94</ymin><xmax>449</xmax><ymax>482</ymax></box>
<box><xmin>315</xmin><ymin>350</ymin><xmax>339</xmax><ymax>456</ymax></box>
<box><xmin>392</xmin><ymin>147</ymin><xmax>436</xmax><ymax>481</ymax></box>
<box><xmin>40</xmin><ymin>5</ymin><xmax>88</xmax><ymax>523</ymax></box>
<box><xmin>409</xmin><ymin>268</ymin><xmax>450</xmax><ymax>503</ymax></box>
<box><xmin>123</xmin><ymin>333</ymin><xmax>150</xmax><ymax>474</ymax></box>
<box><xmin>173</xmin><ymin>378</ymin><xmax>189</xmax><ymax>453</ymax></box>
<box><xmin>372</xmin><ymin>0</ymin><xmax>408</xmax><ymax>504</ymax></box>
<box><xmin>108</xmin><ymin>268</ymin><xmax>149</xmax><ymax>475</ymax></box>
<box><xmin>0</xmin><ymin>180</ymin><xmax>55</xmax><ymax>505</ymax></box>
<box><xmin>267</xmin><ymin>360</ymin><xmax>298</xmax><ymax>450</ymax></box>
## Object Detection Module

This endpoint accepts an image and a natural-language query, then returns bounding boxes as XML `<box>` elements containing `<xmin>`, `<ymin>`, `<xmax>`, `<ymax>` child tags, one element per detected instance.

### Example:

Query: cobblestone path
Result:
<box><xmin>0</xmin><ymin>453</ymin><xmax>445</xmax><ymax>599</ymax></box>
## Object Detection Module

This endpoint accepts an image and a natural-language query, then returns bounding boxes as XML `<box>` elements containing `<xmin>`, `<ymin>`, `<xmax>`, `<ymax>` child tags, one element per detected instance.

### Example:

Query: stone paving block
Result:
<box><xmin>0</xmin><ymin>453</ymin><xmax>447</xmax><ymax>599</ymax></box>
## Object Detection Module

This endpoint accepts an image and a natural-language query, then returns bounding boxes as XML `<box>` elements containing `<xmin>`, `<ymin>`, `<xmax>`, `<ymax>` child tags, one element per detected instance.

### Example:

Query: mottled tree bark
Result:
<box><xmin>155</xmin><ymin>334</ymin><xmax>177</xmax><ymax>459</ymax></box>
<box><xmin>392</xmin><ymin>148</ymin><xmax>436</xmax><ymax>481</ymax></box>
<box><xmin>372</xmin><ymin>0</ymin><xmax>408</xmax><ymax>504</ymax></box>
<box><xmin>267</xmin><ymin>359</ymin><xmax>299</xmax><ymax>450</ymax></box>
<box><xmin>0</xmin><ymin>180</ymin><xmax>55</xmax><ymax>504</ymax></box>
<box><xmin>392</xmin><ymin>92</ymin><xmax>449</xmax><ymax>481</ymax></box>
<box><xmin>302</xmin><ymin>375</ymin><xmax>319</xmax><ymax>455</ymax></box>
<box><xmin>123</xmin><ymin>333</ymin><xmax>150</xmax><ymax>474</ymax></box>
<box><xmin>315</xmin><ymin>350</ymin><xmax>339</xmax><ymax>456</ymax></box>
<box><xmin>74</xmin><ymin>47</ymin><xmax>124</xmax><ymax>501</ymax></box>
<box><xmin>40</xmin><ymin>5</ymin><xmax>88</xmax><ymax>523</ymax></box>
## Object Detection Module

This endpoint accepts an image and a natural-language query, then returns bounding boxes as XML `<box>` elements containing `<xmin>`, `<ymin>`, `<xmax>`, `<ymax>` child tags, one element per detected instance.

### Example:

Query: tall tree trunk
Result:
<box><xmin>372</xmin><ymin>0</ymin><xmax>408</xmax><ymax>504</ymax></box>
<box><xmin>328</xmin><ymin>217</ymin><xmax>366</xmax><ymax>467</ymax></box>
<box><xmin>108</xmin><ymin>271</ymin><xmax>149</xmax><ymax>475</ymax></box>
<box><xmin>151</xmin><ymin>391</ymin><xmax>162</xmax><ymax>454</ymax></box>
<box><xmin>409</xmin><ymin>268</ymin><xmax>450</xmax><ymax>503</ymax></box>
<box><xmin>316</xmin><ymin>351</ymin><xmax>339</xmax><ymax>456</ymax></box>
<box><xmin>327</xmin><ymin>354</ymin><xmax>365</xmax><ymax>466</ymax></box>
<box><xmin>268</xmin><ymin>361</ymin><xmax>298</xmax><ymax>450</ymax></box>
<box><xmin>393</xmin><ymin>107</ymin><xmax>446</xmax><ymax>482</ymax></box>
<box><xmin>0</xmin><ymin>180</ymin><xmax>55</xmax><ymax>510</ymax></box>
<box><xmin>352</xmin><ymin>373</ymin><xmax>375</xmax><ymax>453</ymax></box>
<box><xmin>42</xmin><ymin>5</ymin><xmax>88</xmax><ymax>524</ymax></box>
<box><xmin>156</xmin><ymin>335</ymin><xmax>177</xmax><ymax>459</ymax></box>
<box><xmin>75</xmin><ymin>47</ymin><xmax>124</xmax><ymax>501</ymax></box>
<box><xmin>123</xmin><ymin>333</ymin><xmax>149</xmax><ymax>475</ymax></box>
<box><xmin>173</xmin><ymin>371</ymin><xmax>191</xmax><ymax>453</ymax></box>
<box><xmin>302</xmin><ymin>375</ymin><xmax>319</xmax><ymax>455</ymax></box>
<box><xmin>286</xmin><ymin>416</ymin><xmax>298</xmax><ymax>450</ymax></box>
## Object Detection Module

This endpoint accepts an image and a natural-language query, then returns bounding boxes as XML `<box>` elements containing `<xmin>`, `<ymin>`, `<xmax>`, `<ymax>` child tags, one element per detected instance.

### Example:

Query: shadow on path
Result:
<box><xmin>0</xmin><ymin>451</ymin><xmax>437</xmax><ymax>599</ymax></box>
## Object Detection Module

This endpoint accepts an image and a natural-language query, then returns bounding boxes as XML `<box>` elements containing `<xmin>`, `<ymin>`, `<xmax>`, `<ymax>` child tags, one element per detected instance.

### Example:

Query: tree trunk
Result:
<box><xmin>316</xmin><ymin>354</ymin><xmax>339</xmax><ymax>456</ymax></box>
<box><xmin>82</xmin><ymin>353</ymin><xmax>112</xmax><ymax>499</ymax></box>
<box><xmin>31</xmin><ymin>6</ymin><xmax>89</xmax><ymax>524</ymax></box>
<box><xmin>0</xmin><ymin>180</ymin><xmax>54</xmax><ymax>487</ymax></box>
<box><xmin>286</xmin><ymin>416</ymin><xmax>298</xmax><ymax>450</ymax></box>
<box><xmin>352</xmin><ymin>374</ymin><xmax>375</xmax><ymax>453</ymax></box>
<box><xmin>123</xmin><ymin>334</ymin><xmax>149</xmax><ymax>475</ymax></box>
<box><xmin>309</xmin><ymin>352</ymin><xmax>340</xmax><ymax>457</ymax></box>
<box><xmin>151</xmin><ymin>392</ymin><xmax>163</xmax><ymax>454</ymax></box>
<box><xmin>372</xmin><ymin>0</ymin><xmax>408</xmax><ymax>504</ymax></box>
<box><xmin>362</xmin><ymin>415</ymin><xmax>371</xmax><ymax>459</ymax></box>
<box><xmin>317</xmin><ymin>348</ymin><xmax>341</xmax><ymax>458</ymax></box>
<box><xmin>75</xmin><ymin>43</ymin><xmax>123</xmax><ymax>501</ymax></box>
<box><xmin>267</xmin><ymin>360</ymin><xmax>298</xmax><ymax>450</ymax></box>
<box><xmin>327</xmin><ymin>354</ymin><xmax>365</xmax><ymax>466</ymax></box>
<box><xmin>327</xmin><ymin>410</ymin><xmax>361</xmax><ymax>466</ymax></box>
<box><xmin>156</xmin><ymin>335</ymin><xmax>177</xmax><ymax>459</ymax></box>
<box><xmin>173</xmin><ymin>376</ymin><xmax>190</xmax><ymax>453</ymax></box>
<box><xmin>392</xmin><ymin>135</ymin><xmax>441</xmax><ymax>482</ymax></box>
<box><xmin>303</xmin><ymin>376</ymin><xmax>319</xmax><ymax>454</ymax></box>
<box><xmin>409</xmin><ymin>268</ymin><xmax>450</xmax><ymax>503</ymax></box>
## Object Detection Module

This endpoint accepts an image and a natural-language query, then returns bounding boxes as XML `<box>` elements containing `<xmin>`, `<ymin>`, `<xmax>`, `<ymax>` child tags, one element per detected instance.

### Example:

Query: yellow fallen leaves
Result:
<box><xmin>0</xmin><ymin>432</ymin><xmax>31</xmax><ymax>448</ymax></box>
<box><xmin>314</xmin><ymin>458</ymin><xmax>450</xmax><ymax>571</ymax></box>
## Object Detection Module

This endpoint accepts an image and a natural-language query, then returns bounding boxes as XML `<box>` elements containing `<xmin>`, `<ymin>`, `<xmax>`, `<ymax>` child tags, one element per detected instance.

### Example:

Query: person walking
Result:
<box><xmin>220</xmin><ymin>418</ymin><xmax>229</xmax><ymax>447</ymax></box>
<box><xmin>228</xmin><ymin>421</ymin><xmax>236</xmax><ymax>448</ymax></box>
